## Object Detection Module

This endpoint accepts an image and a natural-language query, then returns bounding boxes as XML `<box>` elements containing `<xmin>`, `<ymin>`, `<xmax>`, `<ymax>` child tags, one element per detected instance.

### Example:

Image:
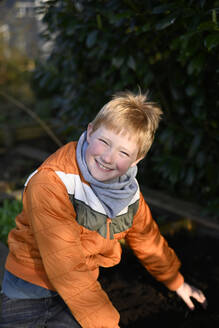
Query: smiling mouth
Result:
<box><xmin>96</xmin><ymin>160</ymin><xmax>113</xmax><ymax>171</ymax></box>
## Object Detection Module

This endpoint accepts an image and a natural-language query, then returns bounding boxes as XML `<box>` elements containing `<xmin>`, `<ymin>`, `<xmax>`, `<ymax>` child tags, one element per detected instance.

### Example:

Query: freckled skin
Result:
<box><xmin>85</xmin><ymin>124</ymin><xmax>143</xmax><ymax>182</ymax></box>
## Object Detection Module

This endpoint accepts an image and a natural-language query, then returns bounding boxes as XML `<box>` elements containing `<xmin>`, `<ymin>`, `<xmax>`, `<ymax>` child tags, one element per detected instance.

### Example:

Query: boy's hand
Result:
<box><xmin>176</xmin><ymin>282</ymin><xmax>207</xmax><ymax>310</ymax></box>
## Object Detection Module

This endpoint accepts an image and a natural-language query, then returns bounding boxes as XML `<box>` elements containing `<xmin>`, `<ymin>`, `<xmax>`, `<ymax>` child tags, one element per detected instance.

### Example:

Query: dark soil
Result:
<box><xmin>100</xmin><ymin>229</ymin><xmax>219</xmax><ymax>328</ymax></box>
<box><xmin>1</xmin><ymin>139</ymin><xmax>219</xmax><ymax>328</ymax></box>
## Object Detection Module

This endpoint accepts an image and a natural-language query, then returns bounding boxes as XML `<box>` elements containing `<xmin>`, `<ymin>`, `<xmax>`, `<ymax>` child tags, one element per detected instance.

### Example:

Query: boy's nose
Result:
<box><xmin>101</xmin><ymin>149</ymin><xmax>115</xmax><ymax>164</ymax></box>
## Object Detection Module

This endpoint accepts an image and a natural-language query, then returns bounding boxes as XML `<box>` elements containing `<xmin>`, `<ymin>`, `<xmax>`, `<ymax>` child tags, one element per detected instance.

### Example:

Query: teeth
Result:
<box><xmin>98</xmin><ymin>162</ymin><xmax>112</xmax><ymax>170</ymax></box>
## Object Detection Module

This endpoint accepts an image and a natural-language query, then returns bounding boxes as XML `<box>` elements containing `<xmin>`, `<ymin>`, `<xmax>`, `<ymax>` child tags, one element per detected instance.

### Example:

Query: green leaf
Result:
<box><xmin>170</xmin><ymin>85</ymin><xmax>181</xmax><ymax>100</ymax></box>
<box><xmin>200</xmin><ymin>0</ymin><xmax>206</xmax><ymax>8</ymax></box>
<box><xmin>187</xmin><ymin>54</ymin><xmax>205</xmax><ymax>75</ymax></box>
<box><xmin>198</xmin><ymin>21</ymin><xmax>217</xmax><ymax>31</ymax></box>
<box><xmin>127</xmin><ymin>56</ymin><xmax>136</xmax><ymax>70</ymax></box>
<box><xmin>152</xmin><ymin>3</ymin><xmax>176</xmax><ymax>14</ymax></box>
<box><xmin>196</xmin><ymin>151</ymin><xmax>206</xmax><ymax>168</ymax></box>
<box><xmin>155</xmin><ymin>14</ymin><xmax>177</xmax><ymax>30</ymax></box>
<box><xmin>143</xmin><ymin>70</ymin><xmax>154</xmax><ymax>85</ymax></box>
<box><xmin>212</xmin><ymin>9</ymin><xmax>217</xmax><ymax>24</ymax></box>
<box><xmin>188</xmin><ymin>134</ymin><xmax>202</xmax><ymax>158</ymax></box>
<box><xmin>140</xmin><ymin>23</ymin><xmax>151</xmax><ymax>32</ymax></box>
<box><xmin>186</xmin><ymin>85</ymin><xmax>197</xmax><ymax>96</ymax></box>
<box><xmin>112</xmin><ymin>57</ymin><xmax>124</xmax><ymax>68</ymax></box>
<box><xmin>0</xmin><ymin>200</ymin><xmax>22</xmax><ymax>245</ymax></box>
<box><xmin>185</xmin><ymin>167</ymin><xmax>195</xmax><ymax>186</ymax></box>
<box><xmin>86</xmin><ymin>30</ymin><xmax>98</xmax><ymax>48</ymax></box>
<box><xmin>204</xmin><ymin>33</ymin><xmax>219</xmax><ymax>51</ymax></box>
<box><xmin>96</xmin><ymin>14</ymin><xmax>102</xmax><ymax>29</ymax></box>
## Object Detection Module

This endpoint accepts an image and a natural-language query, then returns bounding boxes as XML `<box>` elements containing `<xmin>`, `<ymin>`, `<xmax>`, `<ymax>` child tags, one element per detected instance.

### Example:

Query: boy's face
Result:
<box><xmin>86</xmin><ymin>124</ymin><xmax>142</xmax><ymax>182</ymax></box>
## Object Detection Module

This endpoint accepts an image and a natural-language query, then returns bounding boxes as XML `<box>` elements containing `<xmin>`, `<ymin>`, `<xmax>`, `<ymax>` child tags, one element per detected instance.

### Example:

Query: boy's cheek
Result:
<box><xmin>117</xmin><ymin>160</ymin><xmax>133</xmax><ymax>173</ymax></box>
<box><xmin>87</xmin><ymin>142</ymin><xmax>103</xmax><ymax>156</ymax></box>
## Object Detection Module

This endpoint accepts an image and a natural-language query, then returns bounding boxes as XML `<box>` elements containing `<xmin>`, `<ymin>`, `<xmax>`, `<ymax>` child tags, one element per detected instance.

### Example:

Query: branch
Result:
<box><xmin>0</xmin><ymin>91</ymin><xmax>63</xmax><ymax>148</ymax></box>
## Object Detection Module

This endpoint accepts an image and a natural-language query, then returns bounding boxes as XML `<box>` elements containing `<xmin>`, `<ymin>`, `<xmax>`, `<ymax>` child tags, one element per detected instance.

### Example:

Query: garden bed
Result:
<box><xmin>99</xmin><ymin>227</ymin><xmax>219</xmax><ymax>327</ymax></box>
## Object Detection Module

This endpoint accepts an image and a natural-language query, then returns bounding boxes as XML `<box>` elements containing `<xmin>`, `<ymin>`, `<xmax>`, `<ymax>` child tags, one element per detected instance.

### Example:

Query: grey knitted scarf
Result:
<box><xmin>76</xmin><ymin>132</ymin><xmax>138</xmax><ymax>218</ymax></box>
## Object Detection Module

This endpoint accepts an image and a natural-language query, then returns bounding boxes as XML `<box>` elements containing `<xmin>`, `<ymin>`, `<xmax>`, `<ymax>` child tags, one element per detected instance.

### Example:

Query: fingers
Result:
<box><xmin>201</xmin><ymin>299</ymin><xmax>208</xmax><ymax>310</ymax></box>
<box><xmin>190</xmin><ymin>286</ymin><xmax>208</xmax><ymax>309</ymax></box>
<box><xmin>176</xmin><ymin>282</ymin><xmax>207</xmax><ymax>310</ymax></box>
<box><xmin>182</xmin><ymin>294</ymin><xmax>195</xmax><ymax>311</ymax></box>
<box><xmin>176</xmin><ymin>282</ymin><xmax>194</xmax><ymax>310</ymax></box>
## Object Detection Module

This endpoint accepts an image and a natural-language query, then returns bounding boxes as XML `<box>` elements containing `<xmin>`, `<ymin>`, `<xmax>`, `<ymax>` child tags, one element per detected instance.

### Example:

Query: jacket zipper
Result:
<box><xmin>106</xmin><ymin>218</ymin><xmax>112</xmax><ymax>239</ymax></box>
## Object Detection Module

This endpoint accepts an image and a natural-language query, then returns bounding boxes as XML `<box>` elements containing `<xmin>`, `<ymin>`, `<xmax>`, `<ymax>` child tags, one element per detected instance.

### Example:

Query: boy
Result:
<box><xmin>0</xmin><ymin>91</ymin><xmax>206</xmax><ymax>328</ymax></box>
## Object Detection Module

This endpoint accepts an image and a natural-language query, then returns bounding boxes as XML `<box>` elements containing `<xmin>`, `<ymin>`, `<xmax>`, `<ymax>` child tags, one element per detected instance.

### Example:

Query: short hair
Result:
<box><xmin>90</xmin><ymin>90</ymin><xmax>163</xmax><ymax>159</ymax></box>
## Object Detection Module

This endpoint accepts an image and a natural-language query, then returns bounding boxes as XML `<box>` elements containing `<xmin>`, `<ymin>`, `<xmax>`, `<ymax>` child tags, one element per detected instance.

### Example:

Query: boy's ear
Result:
<box><xmin>86</xmin><ymin>123</ymin><xmax>93</xmax><ymax>143</ymax></box>
<box><xmin>130</xmin><ymin>156</ymin><xmax>144</xmax><ymax>167</ymax></box>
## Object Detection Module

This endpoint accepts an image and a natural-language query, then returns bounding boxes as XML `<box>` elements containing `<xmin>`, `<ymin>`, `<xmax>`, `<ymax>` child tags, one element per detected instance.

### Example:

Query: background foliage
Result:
<box><xmin>0</xmin><ymin>38</ymin><xmax>35</xmax><ymax>128</ymax></box>
<box><xmin>33</xmin><ymin>0</ymin><xmax>219</xmax><ymax>216</ymax></box>
<box><xmin>0</xmin><ymin>199</ymin><xmax>22</xmax><ymax>245</ymax></box>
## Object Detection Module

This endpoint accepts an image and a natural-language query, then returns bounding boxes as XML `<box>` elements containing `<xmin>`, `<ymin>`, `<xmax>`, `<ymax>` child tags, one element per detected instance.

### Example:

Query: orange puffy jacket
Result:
<box><xmin>5</xmin><ymin>142</ymin><xmax>183</xmax><ymax>328</ymax></box>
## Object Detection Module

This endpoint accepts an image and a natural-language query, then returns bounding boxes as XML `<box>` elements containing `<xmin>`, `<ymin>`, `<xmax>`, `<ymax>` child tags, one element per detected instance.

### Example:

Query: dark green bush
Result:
<box><xmin>0</xmin><ymin>199</ymin><xmax>22</xmax><ymax>245</ymax></box>
<box><xmin>33</xmin><ymin>0</ymin><xmax>219</xmax><ymax>216</ymax></box>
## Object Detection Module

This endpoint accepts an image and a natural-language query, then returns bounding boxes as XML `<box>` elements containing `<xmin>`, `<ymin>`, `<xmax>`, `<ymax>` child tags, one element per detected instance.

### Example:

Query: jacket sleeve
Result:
<box><xmin>25</xmin><ymin>169</ymin><xmax>120</xmax><ymax>328</ymax></box>
<box><xmin>125</xmin><ymin>192</ymin><xmax>184</xmax><ymax>291</ymax></box>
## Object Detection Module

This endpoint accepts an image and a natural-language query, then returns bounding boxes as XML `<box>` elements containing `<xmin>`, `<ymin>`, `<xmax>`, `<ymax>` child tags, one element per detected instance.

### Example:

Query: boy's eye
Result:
<box><xmin>99</xmin><ymin>138</ymin><xmax>108</xmax><ymax>145</ymax></box>
<box><xmin>120</xmin><ymin>151</ymin><xmax>129</xmax><ymax>157</ymax></box>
